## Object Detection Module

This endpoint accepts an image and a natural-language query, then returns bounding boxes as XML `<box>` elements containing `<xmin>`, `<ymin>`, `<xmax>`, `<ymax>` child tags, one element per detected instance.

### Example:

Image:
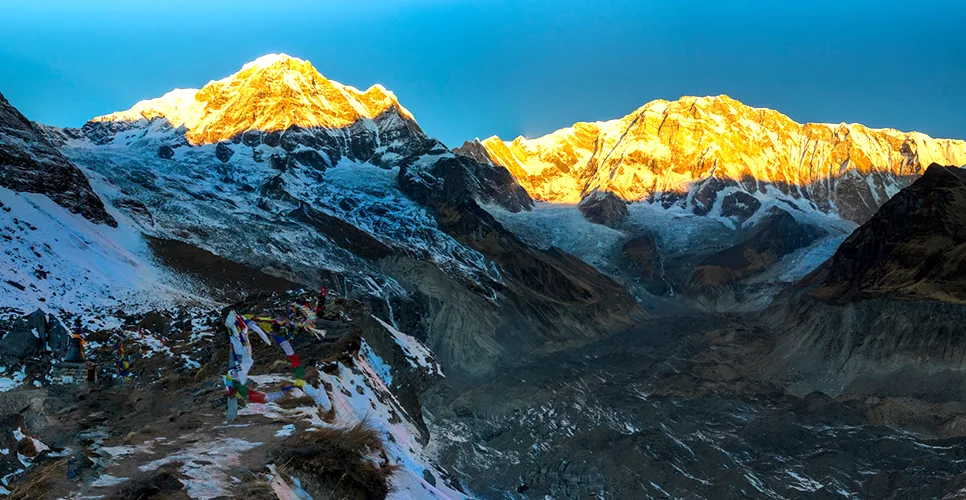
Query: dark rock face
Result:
<box><xmin>720</xmin><ymin>191</ymin><xmax>762</xmax><ymax>222</ymax></box>
<box><xmin>257</xmin><ymin>175</ymin><xmax>298</xmax><ymax>205</ymax></box>
<box><xmin>0</xmin><ymin>309</ymin><xmax>69</xmax><ymax>360</ymax></box>
<box><xmin>691</xmin><ymin>177</ymin><xmax>735</xmax><ymax>216</ymax></box>
<box><xmin>0</xmin><ymin>310</ymin><xmax>44</xmax><ymax>360</ymax></box>
<box><xmin>621</xmin><ymin>235</ymin><xmax>660</xmax><ymax>279</ymax></box>
<box><xmin>157</xmin><ymin>145</ymin><xmax>175</xmax><ymax>159</ymax></box>
<box><xmin>620</xmin><ymin>234</ymin><xmax>672</xmax><ymax>296</ymax></box>
<box><xmin>400</xmin><ymin>155</ymin><xmax>533</xmax><ymax>213</ymax></box>
<box><xmin>114</xmin><ymin>197</ymin><xmax>155</xmax><ymax>225</ymax></box>
<box><xmin>215</xmin><ymin>142</ymin><xmax>234</xmax><ymax>163</ymax></box>
<box><xmin>399</xmin><ymin>154</ymin><xmax>643</xmax><ymax>368</ymax></box>
<box><xmin>291</xmin><ymin>149</ymin><xmax>327</xmax><ymax>171</ymax></box>
<box><xmin>288</xmin><ymin>204</ymin><xmax>394</xmax><ymax>261</ymax></box>
<box><xmin>453</xmin><ymin>140</ymin><xmax>497</xmax><ymax>166</ymax></box>
<box><xmin>763</xmin><ymin>165</ymin><xmax>966</xmax><ymax>399</ymax></box>
<box><xmin>269</xmin><ymin>153</ymin><xmax>295</xmax><ymax>172</ymax></box>
<box><xmin>691</xmin><ymin>208</ymin><xmax>817</xmax><ymax>289</ymax></box>
<box><xmin>578</xmin><ymin>192</ymin><xmax>628</xmax><ymax>228</ymax></box>
<box><xmin>811</xmin><ymin>164</ymin><xmax>966</xmax><ymax>303</ymax></box>
<box><xmin>145</xmin><ymin>236</ymin><xmax>302</xmax><ymax>302</ymax></box>
<box><xmin>0</xmin><ymin>92</ymin><xmax>115</xmax><ymax>226</ymax></box>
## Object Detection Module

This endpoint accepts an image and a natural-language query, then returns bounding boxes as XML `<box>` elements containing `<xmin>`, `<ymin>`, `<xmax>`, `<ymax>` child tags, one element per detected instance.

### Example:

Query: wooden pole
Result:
<box><xmin>227</xmin><ymin>341</ymin><xmax>238</xmax><ymax>420</ymax></box>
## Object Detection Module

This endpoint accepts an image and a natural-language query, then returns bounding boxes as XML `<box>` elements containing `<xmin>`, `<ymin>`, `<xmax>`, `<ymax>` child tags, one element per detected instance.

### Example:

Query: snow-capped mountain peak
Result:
<box><xmin>90</xmin><ymin>53</ymin><xmax>417</xmax><ymax>146</ymax></box>
<box><xmin>459</xmin><ymin>94</ymin><xmax>966</xmax><ymax>222</ymax></box>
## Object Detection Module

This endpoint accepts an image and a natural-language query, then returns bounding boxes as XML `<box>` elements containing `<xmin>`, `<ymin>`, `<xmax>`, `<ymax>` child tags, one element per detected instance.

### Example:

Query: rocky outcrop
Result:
<box><xmin>288</xmin><ymin>204</ymin><xmax>395</xmax><ymax>261</ymax></box>
<box><xmin>578</xmin><ymin>192</ymin><xmax>627</xmax><ymax>228</ymax></box>
<box><xmin>0</xmin><ymin>309</ymin><xmax>70</xmax><ymax>361</ymax></box>
<box><xmin>400</xmin><ymin>155</ymin><xmax>533</xmax><ymax>213</ymax></box>
<box><xmin>0</xmin><ymin>92</ymin><xmax>115</xmax><ymax>226</ymax></box>
<box><xmin>619</xmin><ymin>234</ymin><xmax>670</xmax><ymax>295</ymax></box>
<box><xmin>720</xmin><ymin>191</ymin><xmax>762</xmax><ymax>224</ymax></box>
<box><xmin>215</xmin><ymin>142</ymin><xmax>234</xmax><ymax>162</ymax></box>
<box><xmin>809</xmin><ymin>164</ymin><xmax>966</xmax><ymax>303</ymax></box>
<box><xmin>468</xmin><ymin>94</ymin><xmax>966</xmax><ymax>223</ymax></box>
<box><xmin>691</xmin><ymin>208</ymin><xmax>818</xmax><ymax>290</ymax></box>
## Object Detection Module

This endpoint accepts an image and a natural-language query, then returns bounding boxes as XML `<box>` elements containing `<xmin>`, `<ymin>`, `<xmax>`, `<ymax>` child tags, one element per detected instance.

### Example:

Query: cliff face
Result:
<box><xmin>463</xmin><ymin>95</ymin><xmax>966</xmax><ymax>223</ymax></box>
<box><xmin>763</xmin><ymin>165</ymin><xmax>966</xmax><ymax>397</ymax></box>
<box><xmin>0</xmin><ymin>92</ymin><xmax>115</xmax><ymax>226</ymax></box>
<box><xmin>809</xmin><ymin>164</ymin><xmax>966</xmax><ymax>303</ymax></box>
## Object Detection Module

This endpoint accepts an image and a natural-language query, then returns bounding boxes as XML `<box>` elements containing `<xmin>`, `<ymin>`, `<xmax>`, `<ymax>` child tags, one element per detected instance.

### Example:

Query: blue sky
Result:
<box><xmin>1</xmin><ymin>0</ymin><xmax>963</xmax><ymax>146</ymax></box>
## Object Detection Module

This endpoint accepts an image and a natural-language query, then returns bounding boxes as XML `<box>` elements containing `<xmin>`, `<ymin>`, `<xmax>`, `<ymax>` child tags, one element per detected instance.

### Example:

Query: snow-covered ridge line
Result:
<box><xmin>466</xmin><ymin>94</ymin><xmax>966</xmax><ymax>223</ymax></box>
<box><xmin>88</xmin><ymin>53</ymin><xmax>417</xmax><ymax>146</ymax></box>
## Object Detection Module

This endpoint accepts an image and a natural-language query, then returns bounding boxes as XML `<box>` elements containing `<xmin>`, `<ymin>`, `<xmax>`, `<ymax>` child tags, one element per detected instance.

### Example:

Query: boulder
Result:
<box><xmin>215</xmin><ymin>142</ymin><xmax>234</xmax><ymax>163</ymax></box>
<box><xmin>0</xmin><ymin>309</ymin><xmax>45</xmax><ymax>360</ymax></box>
<box><xmin>157</xmin><ymin>145</ymin><xmax>175</xmax><ymax>159</ymax></box>
<box><xmin>45</xmin><ymin>314</ymin><xmax>70</xmax><ymax>352</ymax></box>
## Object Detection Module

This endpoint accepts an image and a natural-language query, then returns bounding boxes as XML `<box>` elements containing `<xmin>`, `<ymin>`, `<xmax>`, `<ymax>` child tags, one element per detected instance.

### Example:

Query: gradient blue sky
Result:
<box><xmin>1</xmin><ymin>0</ymin><xmax>963</xmax><ymax>146</ymax></box>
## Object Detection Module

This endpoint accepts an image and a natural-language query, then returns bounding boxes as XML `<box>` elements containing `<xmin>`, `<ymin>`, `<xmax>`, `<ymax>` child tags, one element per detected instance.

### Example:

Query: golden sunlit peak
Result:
<box><xmin>476</xmin><ymin>94</ymin><xmax>966</xmax><ymax>211</ymax></box>
<box><xmin>239</xmin><ymin>53</ymin><xmax>305</xmax><ymax>71</ymax></box>
<box><xmin>89</xmin><ymin>52</ymin><xmax>418</xmax><ymax>146</ymax></box>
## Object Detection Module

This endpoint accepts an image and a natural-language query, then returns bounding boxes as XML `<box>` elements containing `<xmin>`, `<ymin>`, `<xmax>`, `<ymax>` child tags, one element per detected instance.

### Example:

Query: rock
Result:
<box><xmin>399</xmin><ymin>155</ymin><xmax>533</xmax><ymax>213</ymax></box>
<box><xmin>720</xmin><ymin>191</ymin><xmax>762</xmax><ymax>222</ymax></box>
<box><xmin>453</xmin><ymin>139</ymin><xmax>497</xmax><ymax>166</ymax></box>
<box><xmin>46</xmin><ymin>314</ymin><xmax>70</xmax><ymax>352</ymax></box>
<box><xmin>812</xmin><ymin>164</ymin><xmax>966</xmax><ymax>302</ymax></box>
<box><xmin>114</xmin><ymin>197</ymin><xmax>155</xmax><ymax>225</ymax></box>
<box><xmin>26</xmin><ymin>309</ymin><xmax>47</xmax><ymax>347</ymax></box>
<box><xmin>269</xmin><ymin>154</ymin><xmax>296</xmax><ymax>172</ymax></box>
<box><xmin>0</xmin><ymin>310</ymin><xmax>45</xmax><ymax>360</ymax></box>
<box><xmin>138</xmin><ymin>311</ymin><xmax>173</xmax><ymax>336</ymax></box>
<box><xmin>579</xmin><ymin>192</ymin><xmax>628</xmax><ymax>228</ymax></box>
<box><xmin>215</xmin><ymin>142</ymin><xmax>234</xmax><ymax>163</ymax></box>
<box><xmin>157</xmin><ymin>145</ymin><xmax>175</xmax><ymax>159</ymax></box>
<box><xmin>288</xmin><ymin>204</ymin><xmax>394</xmax><ymax>261</ymax></box>
<box><xmin>690</xmin><ymin>178</ymin><xmax>734</xmax><ymax>216</ymax></box>
<box><xmin>620</xmin><ymin>234</ymin><xmax>670</xmax><ymax>295</ymax></box>
<box><xmin>0</xmin><ymin>92</ymin><xmax>116</xmax><ymax>226</ymax></box>
<box><xmin>690</xmin><ymin>208</ymin><xmax>818</xmax><ymax>289</ymax></box>
<box><xmin>257</xmin><ymin>175</ymin><xmax>300</xmax><ymax>206</ymax></box>
<box><xmin>291</xmin><ymin>149</ymin><xmax>328</xmax><ymax>171</ymax></box>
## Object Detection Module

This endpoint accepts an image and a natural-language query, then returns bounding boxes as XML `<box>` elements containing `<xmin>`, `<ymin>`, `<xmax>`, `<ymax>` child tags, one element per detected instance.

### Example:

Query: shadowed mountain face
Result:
<box><xmin>762</xmin><ymin>164</ymin><xmax>966</xmax><ymax>397</ymax></box>
<box><xmin>810</xmin><ymin>164</ymin><xmax>966</xmax><ymax>303</ymax></box>
<box><xmin>691</xmin><ymin>208</ymin><xmax>819</xmax><ymax>290</ymax></box>
<box><xmin>459</xmin><ymin>94</ymin><xmax>966</xmax><ymax>223</ymax></box>
<box><xmin>0</xmin><ymin>92</ymin><xmax>115</xmax><ymax>226</ymax></box>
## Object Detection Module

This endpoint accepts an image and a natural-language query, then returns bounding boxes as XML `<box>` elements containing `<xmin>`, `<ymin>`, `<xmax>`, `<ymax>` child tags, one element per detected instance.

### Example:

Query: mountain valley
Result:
<box><xmin>1</xmin><ymin>53</ymin><xmax>965</xmax><ymax>499</ymax></box>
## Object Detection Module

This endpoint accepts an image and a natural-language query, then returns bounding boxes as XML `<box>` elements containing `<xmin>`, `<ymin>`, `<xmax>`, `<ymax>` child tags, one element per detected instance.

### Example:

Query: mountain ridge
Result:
<box><xmin>89</xmin><ymin>53</ymin><xmax>417</xmax><ymax>147</ymax></box>
<box><xmin>459</xmin><ymin>94</ymin><xmax>966</xmax><ymax>223</ymax></box>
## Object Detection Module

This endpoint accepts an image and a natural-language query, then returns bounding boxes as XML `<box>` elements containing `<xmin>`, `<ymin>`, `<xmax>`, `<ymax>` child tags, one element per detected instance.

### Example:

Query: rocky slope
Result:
<box><xmin>0</xmin><ymin>92</ymin><xmax>114</xmax><ymax>226</ymax></box>
<box><xmin>459</xmin><ymin>94</ymin><xmax>966</xmax><ymax>223</ymax></box>
<box><xmin>810</xmin><ymin>164</ymin><xmax>966</xmax><ymax>303</ymax></box>
<box><xmin>763</xmin><ymin>164</ymin><xmax>966</xmax><ymax>397</ymax></box>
